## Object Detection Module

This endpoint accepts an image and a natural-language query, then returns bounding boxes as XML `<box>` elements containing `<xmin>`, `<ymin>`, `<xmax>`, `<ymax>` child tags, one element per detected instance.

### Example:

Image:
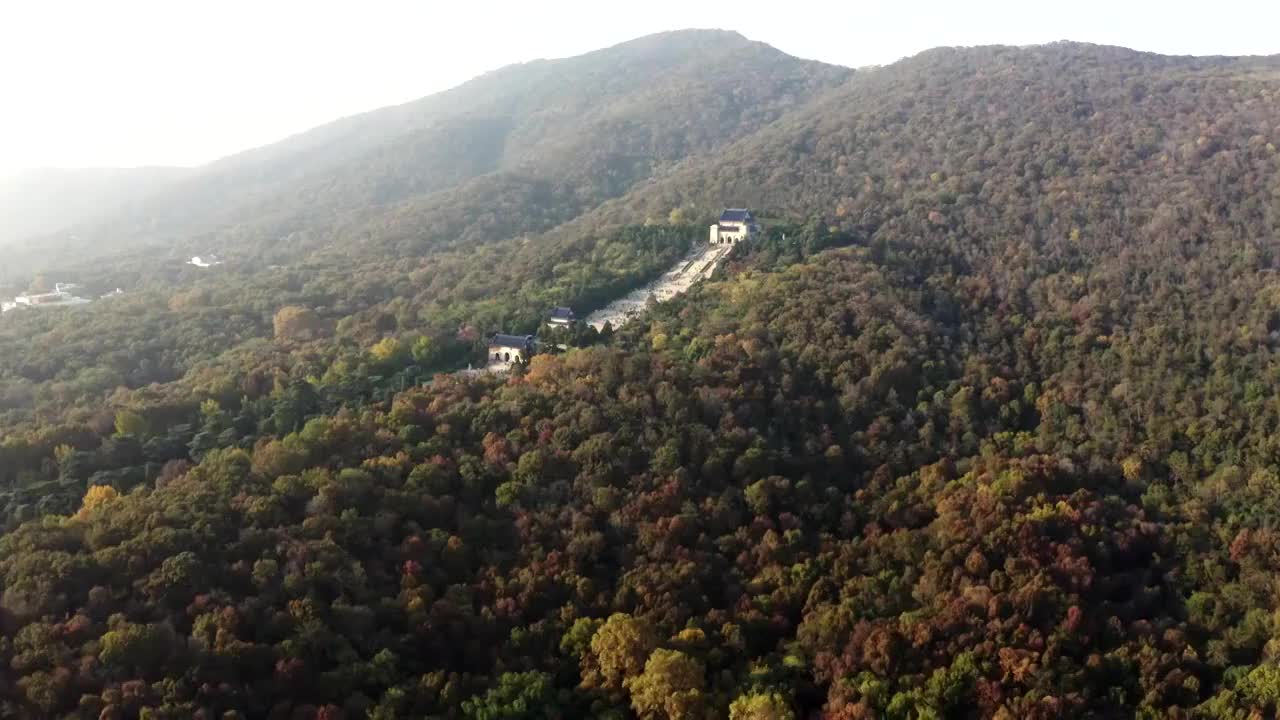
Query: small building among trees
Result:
<box><xmin>488</xmin><ymin>334</ymin><xmax>535</xmax><ymax>364</ymax></box>
<box><xmin>709</xmin><ymin>208</ymin><xmax>760</xmax><ymax>245</ymax></box>
<box><xmin>3</xmin><ymin>282</ymin><xmax>91</xmax><ymax>313</ymax></box>
<box><xmin>188</xmin><ymin>255</ymin><xmax>224</xmax><ymax>268</ymax></box>
<box><xmin>547</xmin><ymin>306</ymin><xmax>577</xmax><ymax>327</ymax></box>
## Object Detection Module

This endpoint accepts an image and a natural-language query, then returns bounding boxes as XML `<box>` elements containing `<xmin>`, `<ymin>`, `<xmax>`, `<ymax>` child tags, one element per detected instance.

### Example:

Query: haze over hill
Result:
<box><xmin>0</xmin><ymin>166</ymin><xmax>189</xmax><ymax>248</ymax></box>
<box><xmin>3</xmin><ymin>30</ymin><xmax>849</xmax><ymax>276</ymax></box>
<box><xmin>5</xmin><ymin>29</ymin><xmax>1280</xmax><ymax>719</ymax></box>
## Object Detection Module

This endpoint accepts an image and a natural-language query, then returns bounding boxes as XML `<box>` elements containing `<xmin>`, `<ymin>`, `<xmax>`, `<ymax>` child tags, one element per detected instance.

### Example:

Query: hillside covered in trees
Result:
<box><xmin>4</xmin><ymin>32</ymin><xmax>1280</xmax><ymax>719</ymax></box>
<box><xmin>1</xmin><ymin>30</ymin><xmax>847</xmax><ymax>281</ymax></box>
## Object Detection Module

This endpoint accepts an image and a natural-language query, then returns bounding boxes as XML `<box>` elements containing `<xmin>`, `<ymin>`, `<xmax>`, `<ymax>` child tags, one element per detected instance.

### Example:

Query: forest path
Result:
<box><xmin>585</xmin><ymin>243</ymin><xmax>731</xmax><ymax>330</ymax></box>
<box><xmin>465</xmin><ymin>243</ymin><xmax>730</xmax><ymax>375</ymax></box>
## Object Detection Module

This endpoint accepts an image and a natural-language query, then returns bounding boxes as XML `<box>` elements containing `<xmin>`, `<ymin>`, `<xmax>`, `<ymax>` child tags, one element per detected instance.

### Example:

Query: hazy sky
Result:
<box><xmin>2</xmin><ymin>0</ymin><xmax>1277</xmax><ymax>176</ymax></box>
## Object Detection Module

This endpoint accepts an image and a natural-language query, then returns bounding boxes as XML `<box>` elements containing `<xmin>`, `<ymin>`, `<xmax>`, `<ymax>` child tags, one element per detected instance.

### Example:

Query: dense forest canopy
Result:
<box><xmin>3</xmin><ymin>31</ymin><xmax>1280</xmax><ymax>719</ymax></box>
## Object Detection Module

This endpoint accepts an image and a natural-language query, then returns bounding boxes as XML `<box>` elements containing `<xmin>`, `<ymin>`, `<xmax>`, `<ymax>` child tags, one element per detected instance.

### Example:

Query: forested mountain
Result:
<box><xmin>3</xmin><ymin>30</ymin><xmax>848</xmax><ymax>277</ymax></box>
<box><xmin>0</xmin><ymin>167</ymin><xmax>189</xmax><ymax>249</ymax></box>
<box><xmin>5</xmin><ymin>34</ymin><xmax>1280</xmax><ymax>719</ymax></box>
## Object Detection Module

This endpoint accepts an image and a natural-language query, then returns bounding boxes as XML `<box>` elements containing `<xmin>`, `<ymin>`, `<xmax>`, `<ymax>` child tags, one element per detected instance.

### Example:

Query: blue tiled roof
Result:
<box><xmin>719</xmin><ymin>208</ymin><xmax>753</xmax><ymax>223</ymax></box>
<box><xmin>490</xmin><ymin>334</ymin><xmax>534</xmax><ymax>348</ymax></box>
<box><xmin>550</xmin><ymin>306</ymin><xmax>575</xmax><ymax>320</ymax></box>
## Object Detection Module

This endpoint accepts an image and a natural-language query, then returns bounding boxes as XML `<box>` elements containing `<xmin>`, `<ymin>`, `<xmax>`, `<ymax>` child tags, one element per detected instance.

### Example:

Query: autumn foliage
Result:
<box><xmin>2</xmin><ymin>39</ymin><xmax>1280</xmax><ymax>719</ymax></box>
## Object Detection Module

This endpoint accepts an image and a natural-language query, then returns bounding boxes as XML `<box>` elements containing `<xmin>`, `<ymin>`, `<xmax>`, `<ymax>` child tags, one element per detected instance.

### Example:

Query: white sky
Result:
<box><xmin>1</xmin><ymin>0</ymin><xmax>1277</xmax><ymax>176</ymax></box>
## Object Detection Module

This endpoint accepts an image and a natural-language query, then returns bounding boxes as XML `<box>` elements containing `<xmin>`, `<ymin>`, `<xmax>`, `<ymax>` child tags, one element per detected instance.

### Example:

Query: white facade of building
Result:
<box><xmin>488</xmin><ymin>334</ymin><xmax>535</xmax><ymax>364</ymax></box>
<box><xmin>709</xmin><ymin>208</ymin><xmax>760</xmax><ymax>245</ymax></box>
<box><xmin>547</xmin><ymin>306</ymin><xmax>577</xmax><ymax>327</ymax></box>
<box><xmin>4</xmin><ymin>284</ymin><xmax>91</xmax><ymax>312</ymax></box>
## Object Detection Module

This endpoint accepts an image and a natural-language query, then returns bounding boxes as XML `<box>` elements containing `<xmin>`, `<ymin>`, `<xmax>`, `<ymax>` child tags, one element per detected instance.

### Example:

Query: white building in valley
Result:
<box><xmin>188</xmin><ymin>255</ymin><xmax>224</xmax><ymax>268</ymax></box>
<box><xmin>709</xmin><ymin>208</ymin><xmax>760</xmax><ymax>245</ymax></box>
<box><xmin>3</xmin><ymin>283</ymin><xmax>91</xmax><ymax>313</ymax></box>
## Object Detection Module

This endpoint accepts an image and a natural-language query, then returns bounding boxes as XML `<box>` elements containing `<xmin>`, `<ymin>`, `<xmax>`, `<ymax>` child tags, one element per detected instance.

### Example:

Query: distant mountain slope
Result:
<box><xmin>563</xmin><ymin>42</ymin><xmax>1280</xmax><ymax>242</ymax></box>
<box><xmin>0</xmin><ymin>166</ymin><xmax>188</xmax><ymax>247</ymax></box>
<box><xmin>7</xmin><ymin>30</ymin><xmax>849</xmax><ymax>273</ymax></box>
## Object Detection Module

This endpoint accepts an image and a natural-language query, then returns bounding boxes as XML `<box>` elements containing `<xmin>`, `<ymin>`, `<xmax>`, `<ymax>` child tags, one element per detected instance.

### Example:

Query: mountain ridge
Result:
<box><xmin>2</xmin><ymin>29</ymin><xmax>849</xmax><ymax>277</ymax></box>
<box><xmin>9</xmin><ymin>35</ymin><xmax>1270</xmax><ymax>280</ymax></box>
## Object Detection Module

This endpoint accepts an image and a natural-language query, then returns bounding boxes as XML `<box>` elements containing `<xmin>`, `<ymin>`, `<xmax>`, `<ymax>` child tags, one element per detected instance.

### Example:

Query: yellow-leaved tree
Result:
<box><xmin>582</xmin><ymin>613</ymin><xmax>657</xmax><ymax>692</ymax></box>
<box><xmin>626</xmin><ymin>648</ymin><xmax>710</xmax><ymax>719</ymax></box>
<box><xmin>76</xmin><ymin>485</ymin><xmax>119</xmax><ymax>519</ymax></box>
<box><xmin>729</xmin><ymin>692</ymin><xmax>794</xmax><ymax>720</ymax></box>
<box><xmin>273</xmin><ymin>305</ymin><xmax>323</xmax><ymax>342</ymax></box>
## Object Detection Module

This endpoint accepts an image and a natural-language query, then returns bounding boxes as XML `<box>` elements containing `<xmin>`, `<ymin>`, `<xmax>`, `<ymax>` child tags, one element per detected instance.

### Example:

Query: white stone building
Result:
<box><xmin>5</xmin><ymin>283</ymin><xmax>91</xmax><ymax>312</ymax></box>
<box><xmin>709</xmin><ymin>208</ymin><xmax>760</xmax><ymax>245</ymax></box>
<box><xmin>488</xmin><ymin>334</ymin><xmax>535</xmax><ymax>364</ymax></box>
<box><xmin>188</xmin><ymin>255</ymin><xmax>224</xmax><ymax>268</ymax></box>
